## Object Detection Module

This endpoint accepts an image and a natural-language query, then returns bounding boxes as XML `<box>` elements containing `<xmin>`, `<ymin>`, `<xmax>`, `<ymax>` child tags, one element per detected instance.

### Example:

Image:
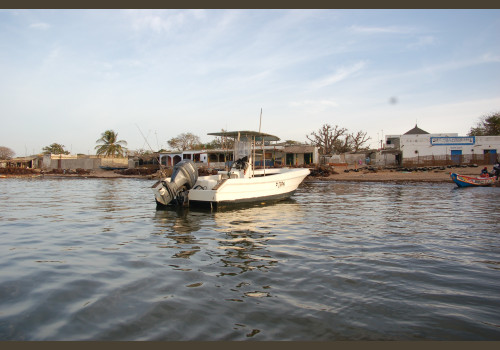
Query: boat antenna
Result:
<box><xmin>259</xmin><ymin>107</ymin><xmax>262</xmax><ymax>133</ymax></box>
<box><xmin>155</xmin><ymin>130</ymin><xmax>160</xmax><ymax>151</ymax></box>
<box><xmin>259</xmin><ymin>108</ymin><xmax>266</xmax><ymax>175</ymax></box>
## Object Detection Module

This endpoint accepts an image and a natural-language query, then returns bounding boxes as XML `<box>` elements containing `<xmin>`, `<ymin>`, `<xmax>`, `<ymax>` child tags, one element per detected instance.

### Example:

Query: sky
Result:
<box><xmin>1</xmin><ymin>9</ymin><xmax>500</xmax><ymax>157</ymax></box>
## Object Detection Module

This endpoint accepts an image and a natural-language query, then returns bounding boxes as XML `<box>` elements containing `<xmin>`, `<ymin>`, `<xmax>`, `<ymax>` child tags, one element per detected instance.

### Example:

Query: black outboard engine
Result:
<box><xmin>152</xmin><ymin>160</ymin><xmax>198</xmax><ymax>207</ymax></box>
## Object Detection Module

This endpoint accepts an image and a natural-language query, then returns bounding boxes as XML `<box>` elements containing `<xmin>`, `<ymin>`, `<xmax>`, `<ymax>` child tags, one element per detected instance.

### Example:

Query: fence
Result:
<box><xmin>403</xmin><ymin>154</ymin><xmax>498</xmax><ymax>167</ymax></box>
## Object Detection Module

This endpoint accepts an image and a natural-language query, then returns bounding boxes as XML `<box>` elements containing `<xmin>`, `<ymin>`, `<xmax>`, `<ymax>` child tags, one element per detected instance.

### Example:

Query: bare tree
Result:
<box><xmin>334</xmin><ymin>135</ymin><xmax>352</xmax><ymax>154</ymax></box>
<box><xmin>349</xmin><ymin>131</ymin><xmax>371</xmax><ymax>152</ymax></box>
<box><xmin>306</xmin><ymin>124</ymin><xmax>347</xmax><ymax>155</ymax></box>
<box><xmin>0</xmin><ymin>146</ymin><xmax>15</xmax><ymax>160</ymax></box>
<box><xmin>167</xmin><ymin>132</ymin><xmax>202</xmax><ymax>151</ymax></box>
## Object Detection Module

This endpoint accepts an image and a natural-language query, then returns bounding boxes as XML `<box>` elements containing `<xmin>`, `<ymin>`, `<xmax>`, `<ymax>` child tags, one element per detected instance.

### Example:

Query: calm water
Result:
<box><xmin>0</xmin><ymin>177</ymin><xmax>499</xmax><ymax>340</ymax></box>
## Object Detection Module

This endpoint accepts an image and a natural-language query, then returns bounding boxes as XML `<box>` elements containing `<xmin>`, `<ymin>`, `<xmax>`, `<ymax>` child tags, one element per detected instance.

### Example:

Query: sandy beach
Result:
<box><xmin>308</xmin><ymin>167</ymin><xmax>475</xmax><ymax>183</ymax></box>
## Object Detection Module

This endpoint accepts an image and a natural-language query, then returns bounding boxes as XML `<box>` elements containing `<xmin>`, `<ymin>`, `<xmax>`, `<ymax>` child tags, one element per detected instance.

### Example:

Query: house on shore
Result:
<box><xmin>157</xmin><ymin>143</ymin><xmax>319</xmax><ymax>169</ymax></box>
<box><xmin>381</xmin><ymin>125</ymin><xmax>500</xmax><ymax>166</ymax></box>
<box><xmin>0</xmin><ymin>156</ymin><xmax>43</xmax><ymax>169</ymax></box>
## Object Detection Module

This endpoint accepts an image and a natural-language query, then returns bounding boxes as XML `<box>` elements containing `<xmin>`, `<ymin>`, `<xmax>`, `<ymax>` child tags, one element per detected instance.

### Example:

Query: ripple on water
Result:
<box><xmin>0</xmin><ymin>178</ymin><xmax>499</xmax><ymax>340</ymax></box>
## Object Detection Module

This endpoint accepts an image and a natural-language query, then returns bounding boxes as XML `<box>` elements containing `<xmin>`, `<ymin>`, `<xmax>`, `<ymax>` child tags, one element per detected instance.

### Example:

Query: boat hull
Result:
<box><xmin>154</xmin><ymin>167</ymin><xmax>310</xmax><ymax>208</ymax></box>
<box><xmin>188</xmin><ymin>168</ymin><xmax>309</xmax><ymax>203</ymax></box>
<box><xmin>189</xmin><ymin>189</ymin><xmax>298</xmax><ymax>208</ymax></box>
<box><xmin>450</xmin><ymin>173</ymin><xmax>496</xmax><ymax>187</ymax></box>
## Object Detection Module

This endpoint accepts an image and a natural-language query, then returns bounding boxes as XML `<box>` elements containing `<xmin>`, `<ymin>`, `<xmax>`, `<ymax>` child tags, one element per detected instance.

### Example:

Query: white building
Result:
<box><xmin>384</xmin><ymin>125</ymin><xmax>500</xmax><ymax>166</ymax></box>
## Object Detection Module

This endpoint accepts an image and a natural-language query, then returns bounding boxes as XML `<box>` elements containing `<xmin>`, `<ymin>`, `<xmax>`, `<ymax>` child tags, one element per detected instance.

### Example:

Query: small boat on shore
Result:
<box><xmin>450</xmin><ymin>173</ymin><xmax>498</xmax><ymax>187</ymax></box>
<box><xmin>152</xmin><ymin>130</ymin><xmax>310</xmax><ymax>209</ymax></box>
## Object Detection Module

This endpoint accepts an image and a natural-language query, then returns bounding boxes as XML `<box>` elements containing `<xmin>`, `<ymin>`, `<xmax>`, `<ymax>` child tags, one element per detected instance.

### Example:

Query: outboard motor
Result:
<box><xmin>152</xmin><ymin>160</ymin><xmax>198</xmax><ymax>207</ymax></box>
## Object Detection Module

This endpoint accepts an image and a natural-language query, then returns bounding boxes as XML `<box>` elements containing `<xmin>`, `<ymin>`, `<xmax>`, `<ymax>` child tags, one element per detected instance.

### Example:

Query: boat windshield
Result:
<box><xmin>234</xmin><ymin>140</ymin><xmax>251</xmax><ymax>160</ymax></box>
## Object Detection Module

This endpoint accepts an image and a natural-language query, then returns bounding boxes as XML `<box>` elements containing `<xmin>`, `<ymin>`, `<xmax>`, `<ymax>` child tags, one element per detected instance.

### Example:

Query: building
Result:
<box><xmin>157</xmin><ymin>143</ymin><xmax>319</xmax><ymax>170</ymax></box>
<box><xmin>384</xmin><ymin>125</ymin><xmax>500</xmax><ymax>166</ymax></box>
<box><xmin>0</xmin><ymin>156</ymin><xmax>43</xmax><ymax>169</ymax></box>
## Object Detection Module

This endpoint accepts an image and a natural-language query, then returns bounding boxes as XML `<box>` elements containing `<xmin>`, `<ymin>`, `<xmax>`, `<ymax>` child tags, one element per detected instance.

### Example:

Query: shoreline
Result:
<box><xmin>305</xmin><ymin>165</ymin><xmax>497</xmax><ymax>184</ymax></box>
<box><xmin>2</xmin><ymin>167</ymin><xmax>492</xmax><ymax>183</ymax></box>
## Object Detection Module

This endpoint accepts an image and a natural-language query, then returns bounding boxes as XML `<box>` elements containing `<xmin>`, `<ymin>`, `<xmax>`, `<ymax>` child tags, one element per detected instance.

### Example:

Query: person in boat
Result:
<box><xmin>493</xmin><ymin>161</ymin><xmax>500</xmax><ymax>180</ymax></box>
<box><xmin>480</xmin><ymin>167</ymin><xmax>489</xmax><ymax>177</ymax></box>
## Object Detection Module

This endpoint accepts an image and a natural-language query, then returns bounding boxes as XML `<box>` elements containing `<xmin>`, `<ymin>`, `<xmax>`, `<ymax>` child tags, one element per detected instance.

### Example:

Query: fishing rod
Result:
<box><xmin>135</xmin><ymin>124</ymin><xmax>165</xmax><ymax>176</ymax></box>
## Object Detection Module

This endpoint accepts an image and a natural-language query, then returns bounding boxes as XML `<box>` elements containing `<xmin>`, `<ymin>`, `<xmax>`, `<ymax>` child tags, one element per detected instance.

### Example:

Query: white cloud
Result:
<box><xmin>480</xmin><ymin>53</ymin><xmax>500</xmax><ymax>63</ymax></box>
<box><xmin>407</xmin><ymin>35</ymin><xmax>436</xmax><ymax>49</ymax></box>
<box><xmin>312</xmin><ymin>61</ymin><xmax>367</xmax><ymax>89</ymax></box>
<box><xmin>29</xmin><ymin>22</ymin><xmax>50</xmax><ymax>30</ymax></box>
<box><xmin>291</xmin><ymin>99</ymin><xmax>338</xmax><ymax>107</ymax></box>
<box><xmin>290</xmin><ymin>99</ymin><xmax>339</xmax><ymax>115</ymax></box>
<box><xmin>349</xmin><ymin>25</ymin><xmax>414</xmax><ymax>34</ymax></box>
<box><xmin>125</xmin><ymin>9</ymin><xmax>207</xmax><ymax>34</ymax></box>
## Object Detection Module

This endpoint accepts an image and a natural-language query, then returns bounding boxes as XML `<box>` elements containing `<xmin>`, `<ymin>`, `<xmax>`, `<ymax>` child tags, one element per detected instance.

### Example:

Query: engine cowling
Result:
<box><xmin>152</xmin><ymin>160</ymin><xmax>198</xmax><ymax>206</ymax></box>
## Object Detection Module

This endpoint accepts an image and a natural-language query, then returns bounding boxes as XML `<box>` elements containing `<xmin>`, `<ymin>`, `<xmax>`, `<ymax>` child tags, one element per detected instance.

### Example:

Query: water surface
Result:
<box><xmin>0</xmin><ymin>177</ymin><xmax>499</xmax><ymax>340</ymax></box>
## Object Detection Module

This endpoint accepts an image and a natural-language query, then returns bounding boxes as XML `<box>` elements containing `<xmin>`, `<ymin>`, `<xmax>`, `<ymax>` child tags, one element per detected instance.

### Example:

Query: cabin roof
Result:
<box><xmin>207</xmin><ymin>130</ymin><xmax>280</xmax><ymax>142</ymax></box>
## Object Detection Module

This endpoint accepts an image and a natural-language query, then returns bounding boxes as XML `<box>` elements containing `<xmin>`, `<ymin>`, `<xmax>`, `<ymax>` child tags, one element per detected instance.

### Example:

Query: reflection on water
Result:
<box><xmin>0</xmin><ymin>178</ymin><xmax>499</xmax><ymax>340</ymax></box>
<box><xmin>152</xmin><ymin>200</ymin><xmax>305</xmax><ymax>276</ymax></box>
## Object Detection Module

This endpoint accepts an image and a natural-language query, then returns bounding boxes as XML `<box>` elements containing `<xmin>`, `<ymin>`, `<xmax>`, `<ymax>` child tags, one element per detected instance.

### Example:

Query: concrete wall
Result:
<box><xmin>42</xmin><ymin>155</ymin><xmax>128</xmax><ymax>170</ymax></box>
<box><xmin>344</xmin><ymin>153</ymin><xmax>368</xmax><ymax>165</ymax></box>
<box><xmin>372</xmin><ymin>152</ymin><xmax>397</xmax><ymax>166</ymax></box>
<box><xmin>101</xmin><ymin>158</ymin><xmax>128</xmax><ymax>167</ymax></box>
<box><xmin>45</xmin><ymin>158</ymin><xmax>101</xmax><ymax>170</ymax></box>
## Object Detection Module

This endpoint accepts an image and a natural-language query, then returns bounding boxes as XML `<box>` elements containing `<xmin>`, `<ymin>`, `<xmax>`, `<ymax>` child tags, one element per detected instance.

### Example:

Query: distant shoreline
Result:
<box><xmin>3</xmin><ymin>166</ymin><xmax>495</xmax><ymax>184</ymax></box>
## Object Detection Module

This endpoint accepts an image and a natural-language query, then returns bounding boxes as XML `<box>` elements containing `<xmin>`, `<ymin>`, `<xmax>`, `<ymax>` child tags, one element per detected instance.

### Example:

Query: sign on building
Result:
<box><xmin>430</xmin><ymin>136</ymin><xmax>475</xmax><ymax>146</ymax></box>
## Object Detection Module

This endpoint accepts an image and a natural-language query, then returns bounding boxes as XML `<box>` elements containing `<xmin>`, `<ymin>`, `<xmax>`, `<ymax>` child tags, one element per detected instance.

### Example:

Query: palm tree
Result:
<box><xmin>95</xmin><ymin>130</ymin><xmax>128</xmax><ymax>157</ymax></box>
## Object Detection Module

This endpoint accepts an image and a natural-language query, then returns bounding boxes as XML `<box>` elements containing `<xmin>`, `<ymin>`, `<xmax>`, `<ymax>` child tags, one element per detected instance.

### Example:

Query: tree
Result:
<box><xmin>0</xmin><ymin>146</ymin><xmax>15</xmax><ymax>160</ymax></box>
<box><xmin>334</xmin><ymin>135</ymin><xmax>352</xmax><ymax>154</ymax></box>
<box><xmin>349</xmin><ymin>131</ymin><xmax>371</xmax><ymax>152</ymax></box>
<box><xmin>468</xmin><ymin>111</ymin><xmax>500</xmax><ymax>136</ymax></box>
<box><xmin>95</xmin><ymin>130</ymin><xmax>128</xmax><ymax>157</ymax></box>
<box><xmin>167</xmin><ymin>132</ymin><xmax>202</xmax><ymax>151</ymax></box>
<box><xmin>306</xmin><ymin>124</ymin><xmax>347</xmax><ymax>155</ymax></box>
<box><xmin>203</xmin><ymin>129</ymin><xmax>234</xmax><ymax>150</ymax></box>
<box><xmin>306</xmin><ymin>124</ymin><xmax>371</xmax><ymax>154</ymax></box>
<box><xmin>42</xmin><ymin>143</ymin><xmax>70</xmax><ymax>155</ymax></box>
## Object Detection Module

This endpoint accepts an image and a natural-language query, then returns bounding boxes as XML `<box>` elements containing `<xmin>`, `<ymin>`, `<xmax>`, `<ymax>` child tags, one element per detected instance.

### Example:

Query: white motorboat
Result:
<box><xmin>152</xmin><ymin>130</ymin><xmax>310</xmax><ymax>209</ymax></box>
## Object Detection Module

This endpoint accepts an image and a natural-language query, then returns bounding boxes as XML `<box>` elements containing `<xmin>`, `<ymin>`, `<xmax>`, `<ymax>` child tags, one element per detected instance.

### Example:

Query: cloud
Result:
<box><xmin>292</xmin><ymin>99</ymin><xmax>338</xmax><ymax>107</ymax></box>
<box><xmin>125</xmin><ymin>9</ymin><xmax>207</xmax><ymax>34</ymax></box>
<box><xmin>312</xmin><ymin>61</ymin><xmax>367</xmax><ymax>89</ymax></box>
<box><xmin>29</xmin><ymin>22</ymin><xmax>50</xmax><ymax>30</ymax></box>
<box><xmin>290</xmin><ymin>99</ymin><xmax>339</xmax><ymax>115</ymax></box>
<box><xmin>407</xmin><ymin>35</ymin><xmax>436</xmax><ymax>49</ymax></box>
<box><xmin>480</xmin><ymin>53</ymin><xmax>500</xmax><ymax>63</ymax></box>
<box><xmin>349</xmin><ymin>25</ymin><xmax>414</xmax><ymax>34</ymax></box>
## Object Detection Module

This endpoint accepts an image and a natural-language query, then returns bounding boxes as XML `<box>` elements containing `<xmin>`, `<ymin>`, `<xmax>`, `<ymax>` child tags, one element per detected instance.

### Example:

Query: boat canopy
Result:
<box><xmin>207</xmin><ymin>130</ymin><xmax>280</xmax><ymax>142</ymax></box>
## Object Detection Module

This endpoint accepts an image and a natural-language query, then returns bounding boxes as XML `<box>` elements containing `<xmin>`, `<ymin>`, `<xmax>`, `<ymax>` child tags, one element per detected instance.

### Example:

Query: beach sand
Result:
<box><xmin>306</xmin><ymin>165</ymin><xmax>494</xmax><ymax>183</ymax></box>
